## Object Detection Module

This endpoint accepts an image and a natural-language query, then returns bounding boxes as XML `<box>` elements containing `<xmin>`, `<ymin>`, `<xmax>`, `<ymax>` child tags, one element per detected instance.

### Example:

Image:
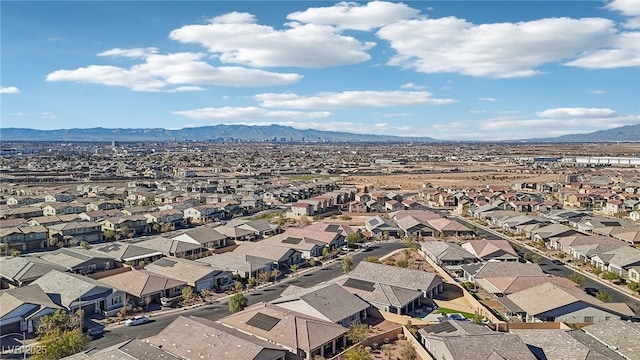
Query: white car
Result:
<box><xmin>124</xmin><ymin>315</ymin><xmax>149</xmax><ymax>326</ymax></box>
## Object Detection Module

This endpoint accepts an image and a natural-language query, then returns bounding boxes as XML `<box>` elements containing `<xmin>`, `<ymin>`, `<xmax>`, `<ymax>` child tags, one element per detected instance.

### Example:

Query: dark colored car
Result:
<box><xmin>552</xmin><ymin>259</ymin><xmax>564</xmax><ymax>265</ymax></box>
<box><xmin>613</xmin><ymin>278</ymin><xmax>627</xmax><ymax>285</ymax></box>
<box><xmin>584</xmin><ymin>287</ymin><xmax>600</xmax><ymax>296</ymax></box>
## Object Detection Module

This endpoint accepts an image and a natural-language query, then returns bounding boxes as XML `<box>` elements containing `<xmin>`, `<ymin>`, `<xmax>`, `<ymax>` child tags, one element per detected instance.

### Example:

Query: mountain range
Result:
<box><xmin>0</xmin><ymin>123</ymin><xmax>638</xmax><ymax>143</ymax></box>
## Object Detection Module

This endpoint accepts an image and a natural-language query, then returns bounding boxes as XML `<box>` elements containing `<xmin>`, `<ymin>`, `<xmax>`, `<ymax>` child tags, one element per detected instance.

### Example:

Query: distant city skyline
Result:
<box><xmin>1</xmin><ymin>0</ymin><xmax>639</xmax><ymax>140</ymax></box>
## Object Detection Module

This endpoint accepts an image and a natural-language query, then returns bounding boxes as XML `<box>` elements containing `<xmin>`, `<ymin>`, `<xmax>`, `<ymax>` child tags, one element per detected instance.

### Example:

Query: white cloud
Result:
<box><xmin>606</xmin><ymin>0</ymin><xmax>640</xmax><ymax>29</ymax></box>
<box><xmin>564</xmin><ymin>32</ymin><xmax>640</xmax><ymax>68</ymax></box>
<box><xmin>400</xmin><ymin>82</ymin><xmax>424</xmax><ymax>90</ymax></box>
<box><xmin>46</xmin><ymin>51</ymin><xmax>302</xmax><ymax>91</ymax></box>
<box><xmin>469</xmin><ymin>110</ymin><xmax>487</xmax><ymax>114</ymax></box>
<box><xmin>169</xmin><ymin>11</ymin><xmax>375</xmax><ymax>68</ymax></box>
<box><xmin>172</xmin><ymin>106</ymin><xmax>332</xmax><ymax>120</ymax></box>
<box><xmin>377</xmin><ymin>16</ymin><xmax>618</xmax><ymax>77</ymax></box>
<box><xmin>480</xmin><ymin>115</ymin><xmax>640</xmax><ymax>133</ymax></box>
<box><xmin>374</xmin><ymin>112</ymin><xmax>413</xmax><ymax>117</ymax></box>
<box><xmin>39</xmin><ymin>112</ymin><xmax>58</xmax><ymax>119</ymax></box>
<box><xmin>589</xmin><ymin>89</ymin><xmax>607</xmax><ymax>94</ymax></box>
<box><xmin>98</xmin><ymin>47</ymin><xmax>159</xmax><ymax>58</ymax></box>
<box><xmin>478</xmin><ymin>97</ymin><xmax>497</xmax><ymax>101</ymax></box>
<box><xmin>287</xmin><ymin>1</ymin><xmax>420</xmax><ymax>31</ymax></box>
<box><xmin>0</xmin><ymin>86</ymin><xmax>21</xmax><ymax>94</ymax></box>
<box><xmin>255</xmin><ymin>90</ymin><xmax>456</xmax><ymax>109</ymax></box>
<box><xmin>535</xmin><ymin>107</ymin><xmax>616</xmax><ymax>118</ymax></box>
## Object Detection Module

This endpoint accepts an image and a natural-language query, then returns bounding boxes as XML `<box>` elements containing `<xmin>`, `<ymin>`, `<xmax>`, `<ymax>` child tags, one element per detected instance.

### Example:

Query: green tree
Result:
<box><xmin>35</xmin><ymin>329</ymin><xmax>91</xmax><ymax>360</ymax></box>
<box><xmin>343</xmin><ymin>346</ymin><xmax>371</xmax><ymax>360</ymax></box>
<box><xmin>405</xmin><ymin>320</ymin><xmax>418</xmax><ymax>337</ymax></box>
<box><xmin>364</xmin><ymin>256</ymin><xmax>380</xmax><ymax>263</ymax></box>
<box><xmin>596</xmin><ymin>290</ymin><xmax>612</xmax><ymax>302</ymax></box>
<box><xmin>322</xmin><ymin>247</ymin><xmax>330</xmax><ymax>259</ymax></box>
<box><xmin>399</xmin><ymin>342</ymin><xmax>418</xmax><ymax>360</ymax></box>
<box><xmin>79</xmin><ymin>241</ymin><xmax>91</xmax><ymax>250</ymax></box>
<box><xmin>531</xmin><ymin>254</ymin><xmax>543</xmax><ymax>263</ymax></box>
<box><xmin>346</xmin><ymin>323</ymin><xmax>369</xmax><ymax>343</ymax></box>
<box><xmin>234</xmin><ymin>281</ymin><xmax>245</xmax><ymax>292</ymax></box>
<box><xmin>403</xmin><ymin>237</ymin><xmax>419</xmax><ymax>251</ymax></box>
<box><xmin>592</xmin><ymin>267</ymin><xmax>603</xmax><ymax>276</ymax></box>
<box><xmin>181</xmin><ymin>286</ymin><xmax>194</xmax><ymax>304</ymax></box>
<box><xmin>103</xmin><ymin>230</ymin><xmax>116</xmax><ymax>240</ymax></box>
<box><xmin>308</xmin><ymin>258</ymin><xmax>317</xmax><ymax>267</ymax></box>
<box><xmin>258</xmin><ymin>270</ymin><xmax>270</xmax><ymax>284</ymax></box>
<box><xmin>628</xmin><ymin>281</ymin><xmax>640</xmax><ymax>295</ymax></box>
<box><xmin>11</xmin><ymin>250</ymin><xmax>21</xmax><ymax>257</ymax></box>
<box><xmin>34</xmin><ymin>310</ymin><xmax>90</xmax><ymax>360</ymax></box>
<box><xmin>342</xmin><ymin>255</ymin><xmax>354</xmax><ymax>274</ymax></box>
<box><xmin>346</xmin><ymin>233</ymin><xmax>362</xmax><ymax>246</ymax></box>
<box><xmin>568</xmin><ymin>273</ymin><xmax>586</xmax><ymax>287</ymax></box>
<box><xmin>228</xmin><ymin>293</ymin><xmax>248</xmax><ymax>313</ymax></box>
<box><xmin>248</xmin><ymin>277</ymin><xmax>257</xmax><ymax>288</ymax></box>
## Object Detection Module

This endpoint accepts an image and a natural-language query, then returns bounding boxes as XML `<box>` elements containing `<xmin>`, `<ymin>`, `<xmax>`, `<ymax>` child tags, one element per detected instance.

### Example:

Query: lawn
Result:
<box><xmin>435</xmin><ymin>308</ymin><xmax>476</xmax><ymax>319</ymax></box>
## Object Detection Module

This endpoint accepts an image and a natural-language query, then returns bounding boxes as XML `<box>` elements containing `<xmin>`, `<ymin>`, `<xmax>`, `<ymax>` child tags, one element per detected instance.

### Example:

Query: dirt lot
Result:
<box><xmin>349</xmin><ymin>172</ymin><xmax>561</xmax><ymax>190</ymax></box>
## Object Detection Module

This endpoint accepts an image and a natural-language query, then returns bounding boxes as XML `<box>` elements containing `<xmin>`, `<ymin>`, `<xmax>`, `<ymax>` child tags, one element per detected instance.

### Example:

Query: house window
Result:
<box><xmin>584</xmin><ymin>316</ymin><xmax>594</xmax><ymax>323</ymax></box>
<box><xmin>88</xmin><ymin>264</ymin><xmax>97</xmax><ymax>272</ymax></box>
<box><xmin>605</xmin><ymin>316</ymin><xmax>611</xmax><ymax>321</ymax></box>
<box><xmin>104</xmin><ymin>262</ymin><xmax>110</xmax><ymax>269</ymax></box>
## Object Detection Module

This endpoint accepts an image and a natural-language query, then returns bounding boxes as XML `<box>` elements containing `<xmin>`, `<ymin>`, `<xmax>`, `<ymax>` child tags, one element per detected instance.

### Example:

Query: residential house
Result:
<box><xmin>41</xmin><ymin>202</ymin><xmax>87</xmax><ymax>216</ymax></box>
<box><xmin>476</xmin><ymin>275</ymin><xmax>578</xmax><ymax>298</ymax></box>
<box><xmin>98</xmin><ymin>269</ymin><xmax>186</xmax><ymax>308</ymax></box>
<box><xmin>291</xmin><ymin>202</ymin><xmax>313</xmax><ymax>217</ymax></box>
<box><xmin>61</xmin><ymin>339</ymin><xmax>181</xmax><ymax>360</ymax></box>
<box><xmin>183</xmin><ymin>204</ymin><xmax>220</xmax><ymax>223</ymax></box>
<box><xmin>197</xmin><ymin>253</ymin><xmax>273</xmax><ymax>279</ymax></box>
<box><xmin>147</xmin><ymin>316</ymin><xmax>289</xmax><ymax>360</ymax></box>
<box><xmin>133</xmin><ymin>236</ymin><xmax>206</xmax><ymax>260</ymax></box>
<box><xmin>0</xmin><ymin>225</ymin><xmax>48</xmax><ymax>251</ymax></box>
<box><xmin>427</xmin><ymin>218</ymin><xmax>475</xmax><ymax>238</ymax></box>
<box><xmin>512</xmin><ymin>329</ymin><xmax>627</xmax><ymax>360</ymax></box>
<box><xmin>0</xmin><ymin>256</ymin><xmax>65</xmax><ymax>289</ymax></box>
<box><xmin>336</xmin><ymin>261</ymin><xmax>443</xmax><ymax>315</ymax></box>
<box><xmin>100</xmin><ymin>215</ymin><xmax>149</xmax><ymax>237</ymax></box>
<box><xmin>272</xmin><ymin>283</ymin><xmax>369</xmax><ymax>327</ymax></box>
<box><xmin>505</xmin><ymin>283</ymin><xmax>634</xmax><ymax>323</ymax></box>
<box><xmin>233</xmin><ymin>242</ymin><xmax>303</xmax><ymax>269</ymax></box>
<box><xmin>0</xmin><ymin>284</ymin><xmax>63</xmax><ymax>334</ymax></box>
<box><xmin>39</xmin><ymin>247</ymin><xmax>116</xmax><ymax>274</ymax></box>
<box><xmin>461</xmin><ymin>262</ymin><xmax>545</xmax><ymax>282</ymax></box>
<box><xmin>365</xmin><ymin>216</ymin><xmax>400</xmax><ymax>239</ymax></box>
<box><xmin>461</xmin><ymin>239</ymin><xmax>519</xmax><ymax>262</ymax></box>
<box><xmin>47</xmin><ymin>221</ymin><xmax>103</xmax><ymax>245</ymax></box>
<box><xmin>420</xmin><ymin>241</ymin><xmax>478</xmax><ymax>270</ymax></box>
<box><xmin>219</xmin><ymin>302</ymin><xmax>348</xmax><ymax>360</ymax></box>
<box><xmin>31</xmin><ymin>270</ymin><xmax>125</xmax><ymax>316</ymax></box>
<box><xmin>171</xmin><ymin>226</ymin><xmax>229</xmax><ymax>250</ymax></box>
<box><xmin>144</xmin><ymin>257</ymin><xmax>233</xmax><ymax>292</ymax></box>
<box><xmin>582</xmin><ymin>320</ymin><xmax>640</xmax><ymax>360</ymax></box>
<box><xmin>531</xmin><ymin>223</ymin><xmax>580</xmax><ymax>245</ymax></box>
<box><xmin>91</xmin><ymin>241</ymin><xmax>163</xmax><ymax>266</ymax></box>
<box><xmin>419</xmin><ymin>321</ymin><xmax>536</xmax><ymax>360</ymax></box>
<box><xmin>347</xmin><ymin>201</ymin><xmax>367</xmax><ymax>213</ymax></box>
<box><xmin>260</xmin><ymin>233</ymin><xmax>325</xmax><ymax>259</ymax></box>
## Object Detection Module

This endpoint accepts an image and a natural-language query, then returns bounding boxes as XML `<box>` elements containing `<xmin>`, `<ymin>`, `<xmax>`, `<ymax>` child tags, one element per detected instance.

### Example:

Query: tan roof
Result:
<box><xmin>97</xmin><ymin>269</ymin><xmax>186</xmax><ymax>298</ymax></box>
<box><xmin>220</xmin><ymin>302</ymin><xmax>348</xmax><ymax>353</ymax></box>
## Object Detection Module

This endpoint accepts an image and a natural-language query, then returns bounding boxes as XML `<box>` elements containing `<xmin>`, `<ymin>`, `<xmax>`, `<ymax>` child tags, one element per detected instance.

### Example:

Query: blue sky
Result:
<box><xmin>1</xmin><ymin>0</ymin><xmax>639</xmax><ymax>140</ymax></box>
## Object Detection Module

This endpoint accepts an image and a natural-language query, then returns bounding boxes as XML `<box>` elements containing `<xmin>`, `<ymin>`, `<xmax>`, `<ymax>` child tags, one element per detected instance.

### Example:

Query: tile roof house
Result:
<box><xmin>144</xmin><ymin>257</ymin><xmax>233</xmax><ymax>292</ymax></box>
<box><xmin>505</xmin><ymin>282</ymin><xmax>634</xmax><ymax>323</ymax></box>
<box><xmin>97</xmin><ymin>269</ymin><xmax>186</xmax><ymax>308</ymax></box>
<box><xmin>62</xmin><ymin>339</ymin><xmax>181</xmax><ymax>360</ymax></box>
<box><xmin>461</xmin><ymin>239</ymin><xmax>519</xmax><ymax>262</ymax></box>
<box><xmin>38</xmin><ymin>247</ymin><xmax>116</xmax><ymax>275</ymax></box>
<box><xmin>0</xmin><ymin>256</ymin><xmax>65</xmax><ymax>288</ymax></box>
<box><xmin>233</xmin><ymin>242</ymin><xmax>303</xmax><ymax>269</ymax></box>
<box><xmin>0</xmin><ymin>284</ymin><xmax>62</xmax><ymax>334</ymax></box>
<box><xmin>146</xmin><ymin>316</ymin><xmax>290</xmax><ymax>360</ymax></box>
<box><xmin>420</xmin><ymin>241</ymin><xmax>478</xmax><ymax>267</ymax></box>
<box><xmin>271</xmin><ymin>283</ymin><xmax>370</xmax><ymax>327</ymax></box>
<box><xmin>512</xmin><ymin>329</ymin><xmax>626</xmax><ymax>360</ymax></box>
<box><xmin>582</xmin><ymin>319</ymin><xmax>640</xmax><ymax>360</ymax></box>
<box><xmin>461</xmin><ymin>261</ymin><xmax>545</xmax><ymax>282</ymax></box>
<box><xmin>91</xmin><ymin>241</ymin><xmax>163</xmax><ymax>265</ymax></box>
<box><xmin>419</xmin><ymin>320</ymin><xmax>536</xmax><ymax>360</ymax></box>
<box><xmin>31</xmin><ymin>270</ymin><xmax>125</xmax><ymax>316</ymax></box>
<box><xmin>219</xmin><ymin>302</ymin><xmax>348</xmax><ymax>360</ymax></box>
<box><xmin>133</xmin><ymin>236</ymin><xmax>206</xmax><ymax>260</ymax></box>
<box><xmin>197</xmin><ymin>252</ymin><xmax>273</xmax><ymax>279</ymax></box>
<box><xmin>171</xmin><ymin>226</ymin><xmax>229</xmax><ymax>249</ymax></box>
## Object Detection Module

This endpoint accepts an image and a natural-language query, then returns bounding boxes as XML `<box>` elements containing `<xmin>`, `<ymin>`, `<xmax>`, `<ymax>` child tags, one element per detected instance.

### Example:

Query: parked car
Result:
<box><xmin>82</xmin><ymin>325</ymin><xmax>104</xmax><ymax>338</ymax></box>
<box><xmin>341</xmin><ymin>245</ymin><xmax>353</xmax><ymax>252</ymax></box>
<box><xmin>584</xmin><ymin>287</ymin><xmax>600</xmax><ymax>296</ymax></box>
<box><xmin>613</xmin><ymin>278</ymin><xmax>627</xmax><ymax>285</ymax></box>
<box><xmin>124</xmin><ymin>315</ymin><xmax>150</xmax><ymax>326</ymax></box>
<box><xmin>552</xmin><ymin>259</ymin><xmax>564</xmax><ymax>265</ymax></box>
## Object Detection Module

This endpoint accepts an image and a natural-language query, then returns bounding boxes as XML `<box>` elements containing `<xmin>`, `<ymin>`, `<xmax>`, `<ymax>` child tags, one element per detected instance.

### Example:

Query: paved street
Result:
<box><xmin>88</xmin><ymin>241</ymin><xmax>405</xmax><ymax>350</ymax></box>
<box><xmin>452</xmin><ymin>216</ymin><xmax>640</xmax><ymax>316</ymax></box>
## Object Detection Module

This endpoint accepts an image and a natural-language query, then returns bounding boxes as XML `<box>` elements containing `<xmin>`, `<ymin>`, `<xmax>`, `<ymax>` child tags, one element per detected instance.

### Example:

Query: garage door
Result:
<box><xmin>196</xmin><ymin>279</ymin><xmax>213</xmax><ymax>292</ymax></box>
